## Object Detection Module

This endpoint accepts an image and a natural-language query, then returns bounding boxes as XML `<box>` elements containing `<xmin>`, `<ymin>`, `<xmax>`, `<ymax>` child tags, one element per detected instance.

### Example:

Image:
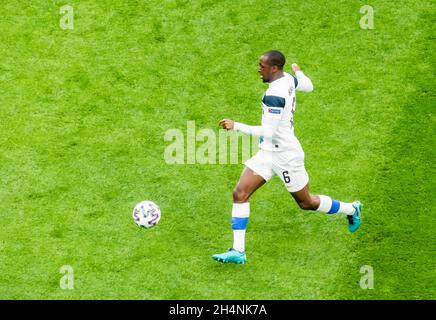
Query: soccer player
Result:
<box><xmin>212</xmin><ymin>50</ymin><xmax>363</xmax><ymax>264</ymax></box>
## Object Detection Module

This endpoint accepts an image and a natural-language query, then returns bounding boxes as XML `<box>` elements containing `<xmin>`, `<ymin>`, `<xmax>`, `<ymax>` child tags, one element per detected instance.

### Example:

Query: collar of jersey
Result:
<box><xmin>268</xmin><ymin>73</ymin><xmax>290</xmax><ymax>88</ymax></box>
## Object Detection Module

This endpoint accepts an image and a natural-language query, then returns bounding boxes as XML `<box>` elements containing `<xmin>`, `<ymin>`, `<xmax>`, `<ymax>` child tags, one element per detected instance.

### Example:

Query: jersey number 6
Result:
<box><xmin>282</xmin><ymin>171</ymin><xmax>291</xmax><ymax>183</ymax></box>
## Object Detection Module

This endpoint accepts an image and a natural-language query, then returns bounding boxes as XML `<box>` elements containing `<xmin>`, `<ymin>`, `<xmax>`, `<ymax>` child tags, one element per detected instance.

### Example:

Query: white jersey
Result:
<box><xmin>234</xmin><ymin>71</ymin><xmax>313</xmax><ymax>152</ymax></box>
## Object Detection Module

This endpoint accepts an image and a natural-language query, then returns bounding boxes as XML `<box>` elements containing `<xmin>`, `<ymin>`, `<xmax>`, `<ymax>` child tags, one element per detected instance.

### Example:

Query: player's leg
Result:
<box><xmin>212</xmin><ymin>167</ymin><xmax>266</xmax><ymax>264</ymax></box>
<box><xmin>290</xmin><ymin>184</ymin><xmax>362</xmax><ymax>233</ymax></box>
<box><xmin>233</xmin><ymin>166</ymin><xmax>267</xmax><ymax>203</ymax></box>
<box><xmin>213</xmin><ymin>150</ymin><xmax>274</xmax><ymax>264</ymax></box>
<box><xmin>289</xmin><ymin>183</ymin><xmax>319</xmax><ymax>210</ymax></box>
<box><xmin>273</xmin><ymin>150</ymin><xmax>362</xmax><ymax>232</ymax></box>
<box><xmin>231</xmin><ymin>166</ymin><xmax>266</xmax><ymax>250</ymax></box>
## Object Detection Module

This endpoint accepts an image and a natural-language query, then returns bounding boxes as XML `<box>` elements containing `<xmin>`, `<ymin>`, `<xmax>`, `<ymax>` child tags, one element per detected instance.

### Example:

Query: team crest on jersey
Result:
<box><xmin>268</xmin><ymin>108</ymin><xmax>281</xmax><ymax>114</ymax></box>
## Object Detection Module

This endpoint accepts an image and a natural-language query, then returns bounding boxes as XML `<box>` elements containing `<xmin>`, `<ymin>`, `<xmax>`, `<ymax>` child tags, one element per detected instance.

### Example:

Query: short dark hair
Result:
<box><xmin>263</xmin><ymin>50</ymin><xmax>286</xmax><ymax>69</ymax></box>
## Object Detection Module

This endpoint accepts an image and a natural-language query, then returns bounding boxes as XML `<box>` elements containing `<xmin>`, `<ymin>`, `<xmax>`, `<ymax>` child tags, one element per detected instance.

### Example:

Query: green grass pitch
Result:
<box><xmin>0</xmin><ymin>0</ymin><xmax>434</xmax><ymax>299</ymax></box>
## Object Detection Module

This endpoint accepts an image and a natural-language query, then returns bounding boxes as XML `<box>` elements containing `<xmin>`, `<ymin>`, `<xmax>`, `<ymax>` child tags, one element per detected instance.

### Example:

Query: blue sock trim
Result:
<box><xmin>328</xmin><ymin>199</ymin><xmax>340</xmax><ymax>214</ymax></box>
<box><xmin>232</xmin><ymin>217</ymin><xmax>249</xmax><ymax>230</ymax></box>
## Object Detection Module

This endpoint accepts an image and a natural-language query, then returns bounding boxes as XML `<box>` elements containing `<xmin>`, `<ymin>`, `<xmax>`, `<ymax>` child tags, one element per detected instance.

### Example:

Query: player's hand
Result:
<box><xmin>291</xmin><ymin>63</ymin><xmax>301</xmax><ymax>73</ymax></box>
<box><xmin>219</xmin><ymin>119</ymin><xmax>235</xmax><ymax>130</ymax></box>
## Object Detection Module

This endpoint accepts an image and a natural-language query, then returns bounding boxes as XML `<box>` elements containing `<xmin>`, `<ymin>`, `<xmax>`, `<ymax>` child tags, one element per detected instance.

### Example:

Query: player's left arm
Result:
<box><xmin>291</xmin><ymin>63</ymin><xmax>313</xmax><ymax>92</ymax></box>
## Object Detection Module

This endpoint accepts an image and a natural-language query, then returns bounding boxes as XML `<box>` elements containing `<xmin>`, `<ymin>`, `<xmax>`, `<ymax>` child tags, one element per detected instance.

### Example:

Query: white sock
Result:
<box><xmin>232</xmin><ymin>202</ymin><xmax>250</xmax><ymax>252</ymax></box>
<box><xmin>317</xmin><ymin>195</ymin><xmax>355</xmax><ymax>215</ymax></box>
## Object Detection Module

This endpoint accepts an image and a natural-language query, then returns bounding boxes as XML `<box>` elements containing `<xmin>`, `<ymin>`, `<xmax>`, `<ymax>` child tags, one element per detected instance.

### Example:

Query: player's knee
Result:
<box><xmin>233</xmin><ymin>188</ymin><xmax>249</xmax><ymax>203</ymax></box>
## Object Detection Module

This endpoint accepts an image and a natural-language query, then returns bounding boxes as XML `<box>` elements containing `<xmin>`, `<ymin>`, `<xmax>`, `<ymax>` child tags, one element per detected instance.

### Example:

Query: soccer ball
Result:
<box><xmin>132</xmin><ymin>201</ymin><xmax>161</xmax><ymax>228</ymax></box>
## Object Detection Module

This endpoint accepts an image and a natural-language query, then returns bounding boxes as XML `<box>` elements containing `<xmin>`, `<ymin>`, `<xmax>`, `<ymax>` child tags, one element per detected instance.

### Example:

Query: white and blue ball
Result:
<box><xmin>132</xmin><ymin>200</ymin><xmax>161</xmax><ymax>228</ymax></box>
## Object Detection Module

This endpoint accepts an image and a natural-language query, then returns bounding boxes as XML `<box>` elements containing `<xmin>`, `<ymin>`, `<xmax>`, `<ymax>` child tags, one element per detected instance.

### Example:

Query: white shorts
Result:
<box><xmin>245</xmin><ymin>149</ymin><xmax>309</xmax><ymax>193</ymax></box>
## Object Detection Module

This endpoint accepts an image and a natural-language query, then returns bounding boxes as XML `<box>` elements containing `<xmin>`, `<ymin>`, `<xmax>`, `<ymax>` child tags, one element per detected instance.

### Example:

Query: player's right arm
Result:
<box><xmin>291</xmin><ymin>63</ymin><xmax>313</xmax><ymax>92</ymax></box>
<box><xmin>219</xmin><ymin>115</ymin><xmax>280</xmax><ymax>139</ymax></box>
<box><xmin>219</xmin><ymin>90</ymin><xmax>284</xmax><ymax>138</ymax></box>
<box><xmin>219</xmin><ymin>99</ymin><xmax>284</xmax><ymax>139</ymax></box>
